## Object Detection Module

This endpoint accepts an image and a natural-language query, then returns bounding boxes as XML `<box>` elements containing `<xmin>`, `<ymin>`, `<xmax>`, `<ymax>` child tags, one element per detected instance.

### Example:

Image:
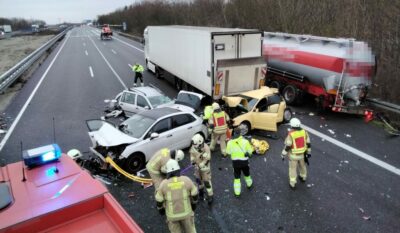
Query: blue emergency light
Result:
<box><xmin>23</xmin><ymin>144</ymin><xmax>62</xmax><ymax>168</ymax></box>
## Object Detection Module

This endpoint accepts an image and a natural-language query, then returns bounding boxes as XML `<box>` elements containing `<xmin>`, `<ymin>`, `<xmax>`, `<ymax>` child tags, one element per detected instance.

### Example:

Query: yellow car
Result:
<box><xmin>223</xmin><ymin>86</ymin><xmax>292</xmax><ymax>134</ymax></box>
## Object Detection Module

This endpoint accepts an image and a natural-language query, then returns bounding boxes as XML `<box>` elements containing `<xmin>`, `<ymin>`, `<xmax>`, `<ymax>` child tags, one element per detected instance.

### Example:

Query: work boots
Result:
<box><xmin>207</xmin><ymin>196</ymin><xmax>213</xmax><ymax>205</ymax></box>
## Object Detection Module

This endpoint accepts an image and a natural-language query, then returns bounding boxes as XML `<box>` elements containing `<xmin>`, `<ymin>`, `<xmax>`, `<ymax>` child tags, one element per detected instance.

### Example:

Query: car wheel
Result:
<box><xmin>283</xmin><ymin>85</ymin><xmax>298</xmax><ymax>105</ymax></box>
<box><xmin>283</xmin><ymin>108</ymin><xmax>292</xmax><ymax>123</ymax></box>
<box><xmin>123</xmin><ymin>153</ymin><xmax>145</xmax><ymax>174</ymax></box>
<box><xmin>239</xmin><ymin>121</ymin><xmax>251</xmax><ymax>135</ymax></box>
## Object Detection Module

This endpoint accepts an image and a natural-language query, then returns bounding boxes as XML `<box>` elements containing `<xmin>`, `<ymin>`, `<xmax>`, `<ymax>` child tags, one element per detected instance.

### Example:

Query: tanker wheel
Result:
<box><xmin>283</xmin><ymin>85</ymin><xmax>298</xmax><ymax>105</ymax></box>
<box><xmin>269</xmin><ymin>80</ymin><xmax>281</xmax><ymax>91</ymax></box>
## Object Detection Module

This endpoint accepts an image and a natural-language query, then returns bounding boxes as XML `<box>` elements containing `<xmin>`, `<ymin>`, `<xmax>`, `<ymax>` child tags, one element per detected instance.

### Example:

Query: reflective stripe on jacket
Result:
<box><xmin>155</xmin><ymin>176</ymin><xmax>198</xmax><ymax>221</ymax></box>
<box><xmin>289</xmin><ymin>129</ymin><xmax>307</xmax><ymax>154</ymax></box>
<box><xmin>146</xmin><ymin>148</ymin><xmax>170</xmax><ymax>174</ymax></box>
<box><xmin>226</xmin><ymin>136</ymin><xmax>253</xmax><ymax>161</ymax></box>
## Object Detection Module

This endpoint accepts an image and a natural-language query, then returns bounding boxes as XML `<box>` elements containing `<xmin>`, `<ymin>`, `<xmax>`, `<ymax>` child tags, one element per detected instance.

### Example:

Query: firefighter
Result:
<box><xmin>132</xmin><ymin>63</ymin><xmax>144</xmax><ymax>87</ymax></box>
<box><xmin>226</xmin><ymin>125</ymin><xmax>254</xmax><ymax>197</ymax></box>
<box><xmin>190</xmin><ymin>134</ymin><xmax>213</xmax><ymax>205</ymax></box>
<box><xmin>209</xmin><ymin>102</ymin><xmax>230</xmax><ymax>157</ymax></box>
<box><xmin>281</xmin><ymin>118</ymin><xmax>311</xmax><ymax>190</ymax></box>
<box><xmin>146</xmin><ymin>148</ymin><xmax>185</xmax><ymax>191</ymax></box>
<box><xmin>156</xmin><ymin>159</ymin><xmax>198</xmax><ymax>233</ymax></box>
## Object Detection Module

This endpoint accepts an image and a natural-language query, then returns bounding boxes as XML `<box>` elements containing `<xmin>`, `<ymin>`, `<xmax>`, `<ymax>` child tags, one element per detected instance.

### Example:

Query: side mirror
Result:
<box><xmin>150</xmin><ymin>132</ymin><xmax>159</xmax><ymax>139</ymax></box>
<box><xmin>104</xmin><ymin>99</ymin><xmax>111</xmax><ymax>103</ymax></box>
<box><xmin>144</xmin><ymin>106</ymin><xmax>150</xmax><ymax>110</ymax></box>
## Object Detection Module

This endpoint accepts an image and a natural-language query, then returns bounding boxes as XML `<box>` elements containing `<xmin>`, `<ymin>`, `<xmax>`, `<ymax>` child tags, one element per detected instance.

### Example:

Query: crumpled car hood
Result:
<box><xmin>90</xmin><ymin>123</ymin><xmax>138</xmax><ymax>147</ymax></box>
<box><xmin>223</xmin><ymin>96</ymin><xmax>244</xmax><ymax>107</ymax></box>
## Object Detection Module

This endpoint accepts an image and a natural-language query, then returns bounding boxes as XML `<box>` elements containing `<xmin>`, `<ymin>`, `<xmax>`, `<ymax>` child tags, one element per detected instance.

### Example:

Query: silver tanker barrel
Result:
<box><xmin>263</xmin><ymin>32</ymin><xmax>375</xmax><ymax>109</ymax></box>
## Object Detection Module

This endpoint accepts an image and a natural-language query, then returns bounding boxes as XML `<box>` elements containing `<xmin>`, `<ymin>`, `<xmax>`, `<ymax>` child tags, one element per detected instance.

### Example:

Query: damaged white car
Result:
<box><xmin>87</xmin><ymin>107</ymin><xmax>208</xmax><ymax>173</ymax></box>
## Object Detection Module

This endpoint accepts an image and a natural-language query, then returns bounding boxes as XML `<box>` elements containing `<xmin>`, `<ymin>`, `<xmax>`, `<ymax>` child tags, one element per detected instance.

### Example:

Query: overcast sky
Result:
<box><xmin>0</xmin><ymin>0</ymin><xmax>139</xmax><ymax>24</ymax></box>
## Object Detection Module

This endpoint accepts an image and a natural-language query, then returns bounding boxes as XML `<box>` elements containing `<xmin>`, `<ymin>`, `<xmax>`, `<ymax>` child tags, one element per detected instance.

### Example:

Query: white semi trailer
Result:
<box><xmin>144</xmin><ymin>26</ymin><xmax>267</xmax><ymax>100</ymax></box>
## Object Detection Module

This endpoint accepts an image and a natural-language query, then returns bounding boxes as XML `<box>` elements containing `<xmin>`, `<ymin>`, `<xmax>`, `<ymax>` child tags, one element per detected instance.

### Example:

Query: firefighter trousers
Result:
<box><xmin>148</xmin><ymin>171</ymin><xmax>164</xmax><ymax>191</ymax></box>
<box><xmin>288</xmin><ymin>155</ymin><xmax>307</xmax><ymax>187</ymax></box>
<box><xmin>167</xmin><ymin>215</ymin><xmax>196</xmax><ymax>233</ymax></box>
<box><xmin>210</xmin><ymin>132</ymin><xmax>227</xmax><ymax>156</ymax></box>
<box><xmin>195</xmin><ymin>168</ymin><xmax>213</xmax><ymax>196</ymax></box>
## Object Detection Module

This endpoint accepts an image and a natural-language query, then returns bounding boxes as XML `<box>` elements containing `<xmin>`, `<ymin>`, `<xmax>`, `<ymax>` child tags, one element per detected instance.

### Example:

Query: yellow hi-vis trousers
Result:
<box><xmin>167</xmin><ymin>215</ymin><xmax>196</xmax><ymax>233</ymax></box>
<box><xmin>288</xmin><ymin>154</ymin><xmax>307</xmax><ymax>187</ymax></box>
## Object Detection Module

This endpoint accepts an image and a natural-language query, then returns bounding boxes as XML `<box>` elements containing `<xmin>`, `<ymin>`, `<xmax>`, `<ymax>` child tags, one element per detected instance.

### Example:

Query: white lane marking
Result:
<box><xmin>302</xmin><ymin>124</ymin><xmax>400</xmax><ymax>176</ymax></box>
<box><xmin>85</xmin><ymin>50</ymin><xmax>88</xmax><ymax>56</ymax></box>
<box><xmin>87</xmin><ymin>36</ymin><xmax>128</xmax><ymax>90</ymax></box>
<box><xmin>83</xmin><ymin>42</ymin><xmax>86</xmax><ymax>47</ymax></box>
<box><xmin>111</xmin><ymin>49</ymin><xmax>117</xmax><ymax>54</ymax></box>
<box><xmin>128</xmin><ymin>64</ymin><xmax>132</xmax><ymax>68</ymax></box>
<box><xmin>89</xmin><ymin>66</ymin><xmax>94</xmax><ymax>77</ymax></box>
<box><xmin>113</xmin><ymin>36</ymin><xmax>144</xmax><ymax>53</ymax></box>
<box><xmin>0</xmin><ymin>35</ymin><xmax>70</xmax><ymax>152</ymax></box>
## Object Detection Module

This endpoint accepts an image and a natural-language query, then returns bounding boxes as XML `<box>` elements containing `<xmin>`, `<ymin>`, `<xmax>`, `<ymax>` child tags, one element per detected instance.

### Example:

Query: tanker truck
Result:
<box><xmin>263</xmin><ymin>32</ymin><xmax>375</xmax><ymax>114</ymax></box>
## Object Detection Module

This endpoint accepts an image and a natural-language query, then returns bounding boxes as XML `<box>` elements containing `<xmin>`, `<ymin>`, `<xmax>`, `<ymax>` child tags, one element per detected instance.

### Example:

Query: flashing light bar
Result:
<box><xmin>23</xmin><ymin>144</ymin><xmax>62</xmax><ymax>168</ymax></box>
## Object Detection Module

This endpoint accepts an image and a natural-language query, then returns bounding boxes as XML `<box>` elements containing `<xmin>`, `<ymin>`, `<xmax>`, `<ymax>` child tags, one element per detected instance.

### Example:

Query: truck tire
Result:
<box><xmin>269</xmin><ymin>80</ymin><xmax>281</xmax><ymax>90</ymax></box>
<box><xmin>283</xmin><ymin>85</ymin><xmax>298</xmax><ymax>105</ymax></box>
<box><xmin>155</xmin><ymin>67</ymin><xmax>163</xmax><ymax>79</ymax></box>
<box><xmin>123</xmin><ymin>153</ymin><xmax>145</xmax><ymax>174</ymax></box>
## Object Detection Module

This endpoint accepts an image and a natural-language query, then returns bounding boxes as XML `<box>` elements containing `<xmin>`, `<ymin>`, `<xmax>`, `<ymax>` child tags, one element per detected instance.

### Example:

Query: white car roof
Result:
<box><xmin>129</xmin><ymin>86</ymin><xmax>163</xmax><ymax>97</ymax></box>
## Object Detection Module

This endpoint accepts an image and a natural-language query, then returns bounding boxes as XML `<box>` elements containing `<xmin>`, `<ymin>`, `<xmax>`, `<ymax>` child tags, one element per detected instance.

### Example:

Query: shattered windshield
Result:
<box><xmin>121</xmin><ymin>114</ymin><xmax>155</xmax><ymax>138</ymax></box>
<box><xmin>239</xmin><ymin>95</ymin><xmax>259</xmax><ymax>111</ymax></box>
<box><xmin>148</xmin><ymin>95</ymin><xmax>173</xmax><ymax>108</ymax></box>
<box><xmin>175</xmin><ymin>92</ymin><xmax>201</xmax><ymax>110</ymax></box>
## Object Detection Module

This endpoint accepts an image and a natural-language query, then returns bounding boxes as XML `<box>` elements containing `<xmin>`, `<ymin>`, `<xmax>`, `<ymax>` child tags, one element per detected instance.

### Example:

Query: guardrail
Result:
<box><xmin>0</xmin><ymin>28</ymin><xmax>70</xmax><ymax>93</ymax></box>
<box><xmin>367</xmin><ymin>98</ymin><xmax>400</xmax><ymax>114</ymax></box>
<box><xmin>117</xmin><ymin>31</ymin><xmax>144</xmax><ymax>43</ymax></box>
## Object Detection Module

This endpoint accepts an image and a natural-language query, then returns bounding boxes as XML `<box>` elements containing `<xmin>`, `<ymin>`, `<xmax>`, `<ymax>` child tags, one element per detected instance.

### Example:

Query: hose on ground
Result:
<box><xmin>105</xmin><ymin>157</ymin><xmax>152</xmax><ymax>184</ymax></box>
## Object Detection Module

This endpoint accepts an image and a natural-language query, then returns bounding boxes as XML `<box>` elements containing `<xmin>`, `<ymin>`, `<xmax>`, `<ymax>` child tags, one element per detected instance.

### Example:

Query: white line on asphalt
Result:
<box><xmin>85</xmin><ymin>50</ymin><xmax>88</xmax><ymax>56</ymax></box>
<box><xmin>128</xmin><ymin>64</ymin><xmax>132</xmax><ymax>68</ymax></box>
<box><xmin>89</xmin><ymin>66</ymin><xmax>94</xmax><ymax>77</ymax></box>
<box><xmin>83</xmin><ymin>43</ymin><xmax>86</xmax><ymax>46</ymax></box>
<box><xmin>111</xmin><ymin>49</ymin><xmax>117</xmax><ymax>54</ymax></box>
<box><xmin>302</xmin><ymin>124</ymin><xmax>400</xmax><ymax>176</ymax></box>
<box><xmin>0</xmin><ymin>35</ymin><xmax>70</xmax><ymax>153</ymax></box>
<box><xmin>87</xmin><ymin>36</ymin><xmax>128</xmax><ymax>90</ymax></box>
<box><xmin>113</xmin><ymin>36</ymin><xmax>144</xmax><ymax>53</ymax></box>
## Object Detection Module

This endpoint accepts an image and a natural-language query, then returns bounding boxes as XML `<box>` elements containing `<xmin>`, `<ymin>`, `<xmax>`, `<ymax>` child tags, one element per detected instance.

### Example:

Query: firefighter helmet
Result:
<box><xmin>165</xmin><ymin>159</ymin><xmax>180</xmax><ymax>173</ymax></box>
<box><xmin>67</xmin><ymin>149</ymin><xmax>82</xmax><ymax>160</ymax></box>
<box><xmin>192</xmin><ymin>134</ymin><xmax>204</xmax><ymax>150</ymax></box>
<box><xmin>290</xmin><ymin>118</ymin><xmax>301</xmax><ymax>128</ymax></box>
<box><xmin>171</xmin><ymin>149</ymin><xmax>184</xmax><ymax>162</ymax></box>
<box><xmin>212</xmin><ymin>102</ymin><xmax>220</xmax><ymax>111</ymax></box>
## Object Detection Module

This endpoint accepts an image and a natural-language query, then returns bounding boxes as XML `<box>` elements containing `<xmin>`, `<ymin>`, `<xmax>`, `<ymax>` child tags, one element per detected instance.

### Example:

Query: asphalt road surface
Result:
<box><xmin>0</xmin><ymin>26</ymin><xmax>399</xmax><ymax>233</ymax></box>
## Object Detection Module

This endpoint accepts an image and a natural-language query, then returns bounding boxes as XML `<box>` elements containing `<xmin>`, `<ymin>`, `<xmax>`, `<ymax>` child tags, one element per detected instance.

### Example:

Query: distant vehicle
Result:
<box><xmin>223</xmin><ymin>86</ymin><xmax>292</xmax><ymax>134</ymax></box>
<box><xmin>0</xmin><ymin>25</ymin><xmax>12</xmax><ymax>33</ymax></box>
<box><xmin>144</xmin><ymin>26</ymin><xmax>267</xmax><ymax>99</ymax></box>
<box><xmin>0</xmin><ymin>149</ymin><xmax>143</xmax><ymax>232</ymax></box>
<box><xmin>87</xmin><ymin>107</ymin><xmax>208</xmax><ymax>173</ymax></box>
<box><xmin>105</xmin><ymin>86</ymin><xmax>204</xmax><ymax>117</ymax></box>
<box><xmin>31</xmin><ymin>24</ymin><xmax>39</xmax><ymax>32</ymax></box>
<box><xmin>101</xmin><ymin>24</ymin><xmax>113</xmax><ymax>40</ymax></box>
<box><xmin>263</xmin><ymin>32</ymin><xmax>375</xmax><ymax>114</ymax></box>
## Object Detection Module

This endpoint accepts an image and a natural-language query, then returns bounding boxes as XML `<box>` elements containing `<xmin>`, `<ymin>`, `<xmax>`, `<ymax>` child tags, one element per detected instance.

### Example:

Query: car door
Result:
<box><xmin>136</xmin><ymin>95</ymin><xmax>151</xmax><ymax>112</ymax></box>
<box><xmin>141</xmin><ymin>117</ymin><xmax>172</xmax><ymax>157</ymax></box>
<box><xmin>171</xmin><ymin>113</ymin><xmax>197</xmax><ymax>149</ymax></box>
<box><xmin>119</xmin><ymin>91</ymin><xmax>137</xmax><ymax>116</ymax></box>
<box><xmin>251</xmin><ymin>97</ymin><xmax>278</xmax><ymax>131</ymax></box>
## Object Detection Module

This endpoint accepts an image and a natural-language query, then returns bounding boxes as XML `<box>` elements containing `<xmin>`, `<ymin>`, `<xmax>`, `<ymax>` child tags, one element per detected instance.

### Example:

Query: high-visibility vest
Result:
<box><xmin>226</xmin><ymin>136</ymin><xmax>253</xmax><ymax>161</ymax></box>
<box><xmin>212</xmin><ymin>111</ymin><xmax>227</xmax><ymax>133</ymax></box>
<box><xmin>203</xmin><ymin>105</ymin><xmax>213</xmax><ymax>120</ymax></box>
<box><xmin>132</xmin><ymin>64</ymin><xmax>144</xmax><ymax>73</ymax></box>
<box><xmin>289</xmin><ymin>129</ymin><xmax>307</xmax><ymax>154</ymax></box>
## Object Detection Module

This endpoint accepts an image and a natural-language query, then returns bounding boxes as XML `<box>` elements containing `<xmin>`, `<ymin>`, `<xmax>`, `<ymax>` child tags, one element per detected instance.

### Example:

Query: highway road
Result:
<box><xmin>0</xmin><ymin>26</ymin><xmax>399</xmax><ymax>233</ymax></box>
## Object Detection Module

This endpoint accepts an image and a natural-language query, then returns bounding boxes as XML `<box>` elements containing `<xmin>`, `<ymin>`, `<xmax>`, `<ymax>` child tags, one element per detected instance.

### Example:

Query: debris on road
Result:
<box><xmin>345</xmin><ymin>134</ymin><xmax>352</xmax><ymax>138</ymax></box>
<box><xmin>93</xmin><ymin>175</ymin><xmax>112</xmax><ymax>185</ymax></box>
<box><xmin>362</xmin><ymin>216</ymin><xmax>371</xmax><ymax>221</ymax></box>
<box><xmin>128</xmin><ymin>192</ymin><xmax>135</xmax><ymax>198</ymax></box>
<box><xmin>307</xmin><ymin>184</ymin><xmax>314</xmax><ymax>188</ymax></box>
<box><xmin>0</xmin><ymin>129</ymin><xmax>6</xmax><ymax>134</ymax></box>
<box><xmin>309</xmin><ymin>112</ymin><xmax>315</xmax><ymax>116</ymax></box>
<box><xmin>328</xmin><ymin>129</ymin><xmax>335</xmax><ymax>135</ymax></box>
<box><xmin>359</xmin><ymin>208</ymin><xmax>364</xmax><ymax>213</ymax></box>
<box><xmin>336</xmin><ymin>170</ymin><xmax>339</xmax><ymax>173</ymax></box>
<box><xmin>348</xmin><ymin>192</ymin><xmax>353</xmax><ymax>196</ymax></box>
<box><xmin>344</xmin><ymin>160</ymin><xmax>349</xmax><ymax>164</ymax></box>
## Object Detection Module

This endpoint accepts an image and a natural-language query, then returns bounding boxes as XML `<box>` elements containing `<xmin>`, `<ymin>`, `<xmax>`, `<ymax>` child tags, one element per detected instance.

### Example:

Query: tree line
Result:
<box><xmin>98</xmin><ymin>0</ymin><xmax>400</xmax><ymax>104</ymax></box>
<box><xmin>0</xmin><ymin>18</ymin><xmax>46</xmax><ymax>31</ymax></box>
